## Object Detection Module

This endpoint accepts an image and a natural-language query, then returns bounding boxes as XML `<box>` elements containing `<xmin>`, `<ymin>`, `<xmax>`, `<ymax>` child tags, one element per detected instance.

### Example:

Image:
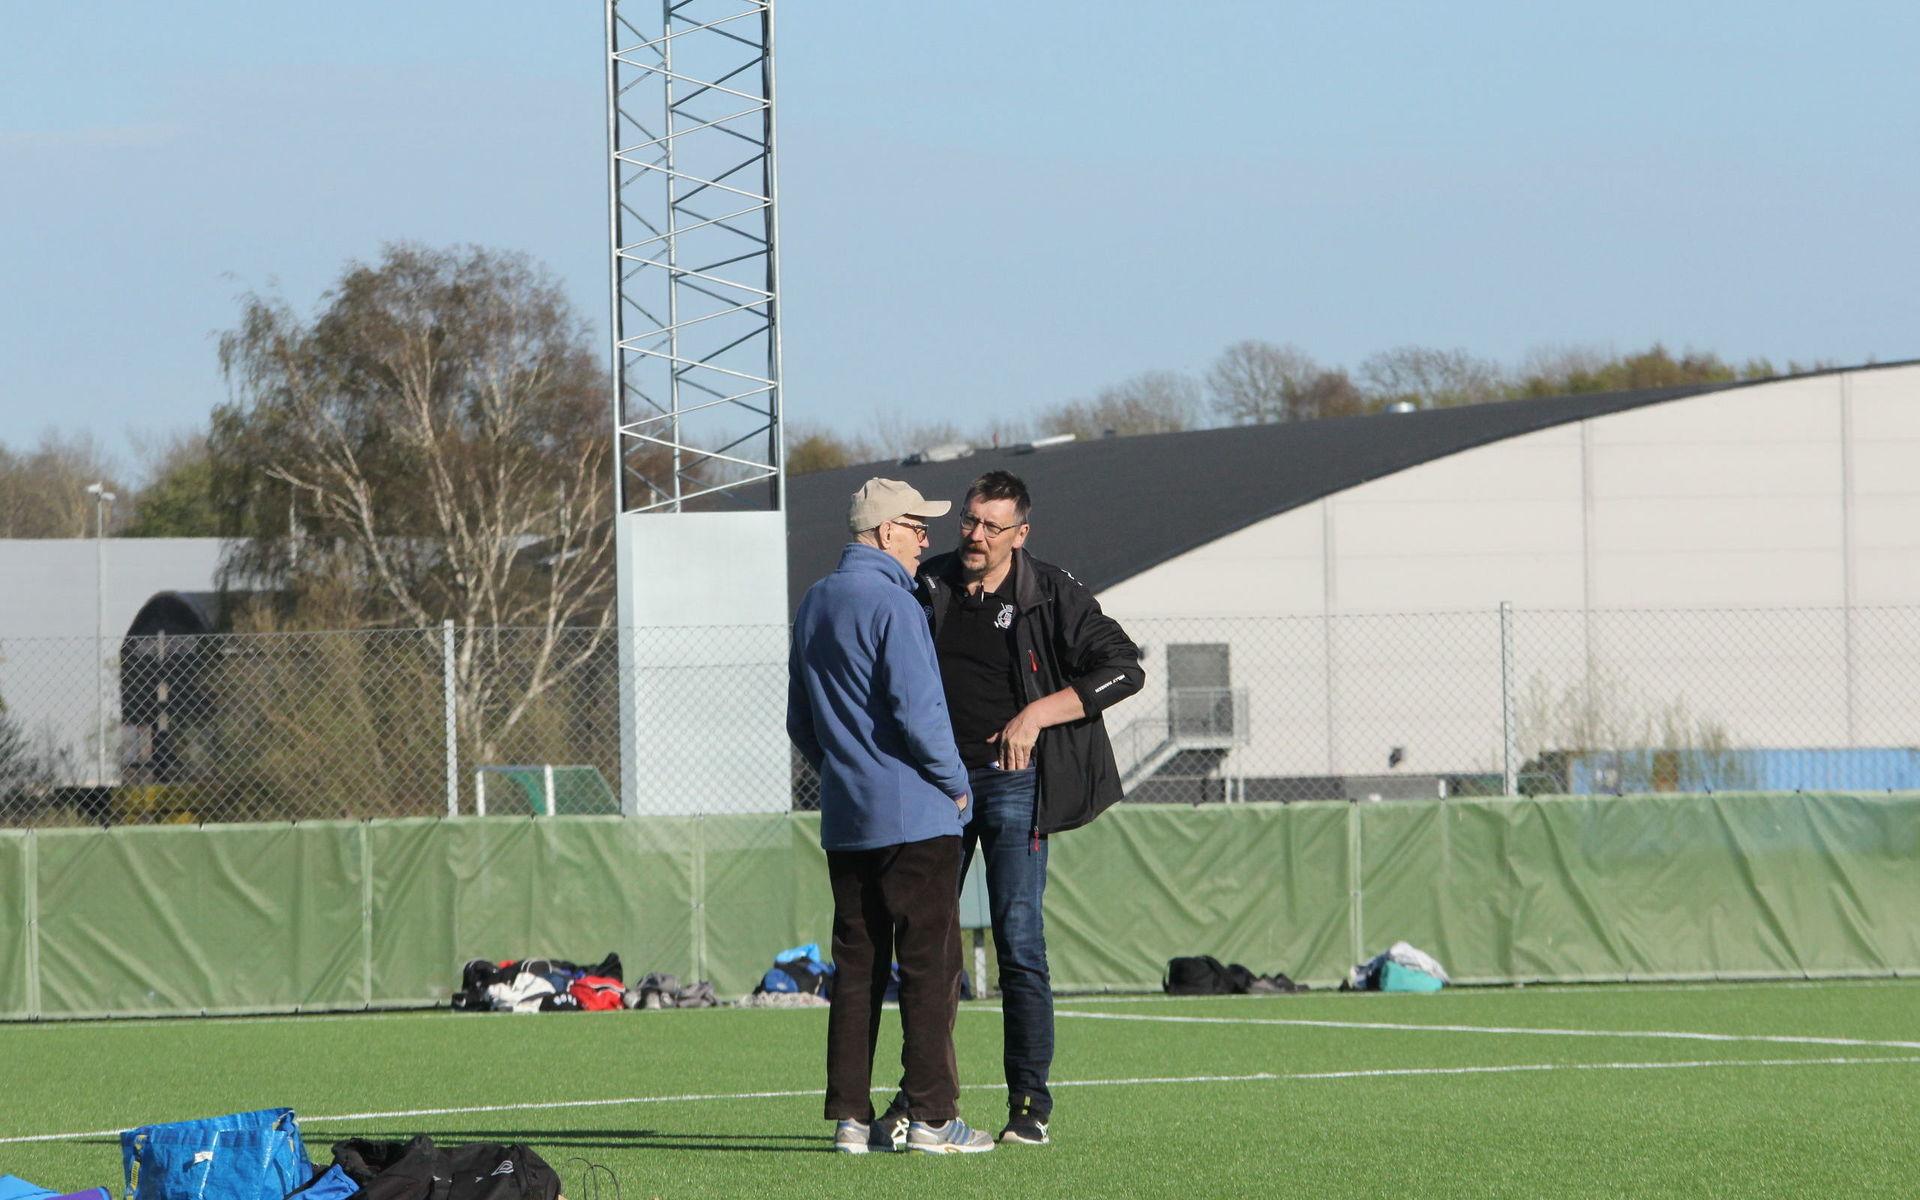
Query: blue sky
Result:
<box><xmin>3</xmin><ymin>1</ymin><xmax>1917</xmax><ymax>471</ymax></box>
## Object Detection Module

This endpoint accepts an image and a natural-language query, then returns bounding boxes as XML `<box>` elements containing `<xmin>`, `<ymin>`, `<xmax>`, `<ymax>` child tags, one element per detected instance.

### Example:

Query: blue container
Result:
<box><xmin>1566</xmin><ymin>747</ymin><xmax>1920</xmax><ymax>795</ymax></box>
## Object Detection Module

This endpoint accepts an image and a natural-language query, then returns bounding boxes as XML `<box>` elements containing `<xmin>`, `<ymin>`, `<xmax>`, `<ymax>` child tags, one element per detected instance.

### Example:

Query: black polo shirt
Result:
<box><xmin>935</xmin><ymin>567</ymin><xmax>1025</xmax><ymax>771</ymax></box>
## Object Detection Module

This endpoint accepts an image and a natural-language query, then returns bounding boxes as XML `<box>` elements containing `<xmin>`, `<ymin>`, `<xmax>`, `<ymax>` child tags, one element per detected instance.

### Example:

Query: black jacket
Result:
<box><xmin>918</xmin><ymin>548</ymin><xmax>1145</xmax><ymax>834</ymax></box>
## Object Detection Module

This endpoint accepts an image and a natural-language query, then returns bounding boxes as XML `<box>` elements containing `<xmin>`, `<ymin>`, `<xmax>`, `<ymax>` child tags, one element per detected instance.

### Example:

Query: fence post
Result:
<box><xmin>443</xmin><ymin>620</ymin><xmax>458</xmax><ymax>817</ymax></box>
<box><xmin>359</xmin><ymin>821</ymin><xmax>374</xmax><ymax>1009</ymax></box>
<box><xmin>1500</xmin><ymin>601</ymin><xmax>1518</xmax><ymax>797</ymax></box>
<box><xmin>24</xmin><ymin>829</ymin><xmax>40</xmax><ymax>1020</ymax></box>
<box><xmin>691</xmin><ymin>814</ymin><xmax>708</xmax><ymax>983</ymax></box>
<box><xmin>1346</xmin><ymin>802</ymin><xmax>1364</xmax><ymax>969</ymax></box>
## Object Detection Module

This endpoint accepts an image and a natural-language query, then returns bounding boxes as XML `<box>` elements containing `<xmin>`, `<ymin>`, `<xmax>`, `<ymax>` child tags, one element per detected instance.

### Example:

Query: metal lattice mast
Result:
<box><xmin>606</xmin><ymin>0</ymin><xmax>783</xmax><ymax>514</ymax></box>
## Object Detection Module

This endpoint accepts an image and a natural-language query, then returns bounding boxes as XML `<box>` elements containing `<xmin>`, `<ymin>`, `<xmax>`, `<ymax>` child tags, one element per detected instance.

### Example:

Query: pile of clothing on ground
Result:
<box><xmin>449</xmin><ymin>952</ymin><xmax>714</xmax><ymax>1012</ymax></box>
<box><xmin>100</xmin><ymin>1108</ymin><xmax>564</xmax><ymax>1200</ymax></box>
<box><xmin>1342</xmin><ymin>941</ymin><xmax>1449</xmax><ymax>992</ymax></box>
<box><xmin>626</xmin><ymin>972</ymin><xmax>717</xmax><ymax>1010</ymax></box>
<box><xmin>741</xmin><ymin>942</ymin><xmax>976</xmax><ymax>1008</ymax></box>
<box><xmin>1162</xmin><ymin>954</ymin><xmax>1309</xmax><ymax>995</ymax></box>
<box><xmin>744</xmin><ymin>942</ymin><xmax>835</xmax><ymax>1008</ymax></box>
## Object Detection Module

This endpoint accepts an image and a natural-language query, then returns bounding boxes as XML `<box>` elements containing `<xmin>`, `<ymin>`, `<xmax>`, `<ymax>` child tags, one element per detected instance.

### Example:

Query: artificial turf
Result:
<box><xmin>3</xmin><ymin>980</ymin><xmax>1917</xmax><ymax>1199</ymax></box>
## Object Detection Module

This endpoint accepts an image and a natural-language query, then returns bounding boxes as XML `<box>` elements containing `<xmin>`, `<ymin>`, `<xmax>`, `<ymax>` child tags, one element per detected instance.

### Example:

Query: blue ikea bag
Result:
<box><xmin>121</xmin><ymin>1109</ymin><xmax>311</xmax><ymax>1200</ymax></box>
<box><xmin>0</xmin><ymin>1177</ymin><xmax>57</xmax><ymax>1200</ymax></box>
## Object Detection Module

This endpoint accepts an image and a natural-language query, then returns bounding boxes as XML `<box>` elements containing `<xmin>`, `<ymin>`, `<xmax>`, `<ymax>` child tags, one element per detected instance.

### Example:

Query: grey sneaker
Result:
<box><xmin>907</xmin><ymin>1118</ymin><xmax>995</xmax><ymax>1154</ymax></box>
<box><xmin>873</xmin><ymin>1105</ymin><xmax>910</xmax><ymax>1152</ymax></box>
<box><xmin>833</xmin><ymin>1118</ymin><xmax>872</xmax><ymax>1154</ymax></box>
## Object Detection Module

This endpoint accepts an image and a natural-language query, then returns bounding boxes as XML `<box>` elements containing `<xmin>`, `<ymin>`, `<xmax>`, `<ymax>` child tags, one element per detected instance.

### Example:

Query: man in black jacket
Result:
<box><xmin>901</xmin><ymin>468</ymin><xmax>1144</xmax><ymax>1147</ymax></box>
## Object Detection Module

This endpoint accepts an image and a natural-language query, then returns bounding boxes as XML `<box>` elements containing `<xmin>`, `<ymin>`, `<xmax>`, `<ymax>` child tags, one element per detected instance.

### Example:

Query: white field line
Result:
<box><xmin>5</xmin><ymin>1056</ymin><xmax>1916</xmax><ymax>1147</ymax></box>
<box><xmin>3</xmin><ymin>1011</ymin><xmax>500</xmax><ymax>1033</ymax></box>
<box><xmin>1288</xmin><ymin>1055</ymin><xmax>1920</xmax><ymax>1081</ymax></box>
<box><xmin>0</xmin><ymin>1006</ymin><xmax>769</xmax><ymax>1033</ymax></box>
<box><xmin>1056</xmin><ymin>976</ymin><xmax>1920</xmax><ymax>1001</ymax></box>
<box><xmin>1020</xmin><ymin>1008</ymin><xmax>1920</xmax><ymax>1051</ymax></box>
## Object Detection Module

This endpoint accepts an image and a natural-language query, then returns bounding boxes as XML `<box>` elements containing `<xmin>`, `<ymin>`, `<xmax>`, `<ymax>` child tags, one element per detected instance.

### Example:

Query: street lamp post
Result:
<box><xmin>85</xmin><ymin>482</ymin><xmax>115</xmax><ymax>786</ymax></box>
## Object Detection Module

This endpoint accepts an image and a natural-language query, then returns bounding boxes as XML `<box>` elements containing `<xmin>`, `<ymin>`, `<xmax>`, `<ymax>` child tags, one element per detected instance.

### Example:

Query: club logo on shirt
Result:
<box><xmin>995</xmin><ymin>603</ymin><xmax>1015</xmax><ymax>629</ymax></box>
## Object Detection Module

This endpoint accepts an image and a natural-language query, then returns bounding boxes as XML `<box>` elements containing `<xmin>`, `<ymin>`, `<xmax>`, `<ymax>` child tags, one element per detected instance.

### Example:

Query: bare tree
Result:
<box><xmin>975</xmin><ymin>412</ymin><xmax>1033</xmax><ymax>452</ymax></box>
<box><xmin>785</xmin><ymin>421</ymin><xmax>876</xmax><ymax>476</ymax></box>
<box><xmin>1358</xmin><ymin>345</ymin><xmax>1508</xmax><ymax>410</ymax></box>
<box><xmin>1511</xmin><ymin>344</ymin><xmax>1617</xmax><ymax>397</ymax></box>
<box><xmin>0</xmin><ymin>431</ymin><xmax>125</xmax><ymax>538</ymax></box>
<box><xmin>212</xmin><ymin>243</ymin><xmax>615</xmax><ymax>764</ymax></box>
<box><xmin>1206</xmin><ymin>340</ymin><xmax>1320</xmax><ymax>425</ymax></box>
<box><xmin>1514</xmin><ymin>667</ymin><xmax>1748</xmax><ymax>794</ymax></box>
<box><xmin>865</xmin><ymin>410</ymin><xmax>966</xmax><ymax>461</ymax></box>
<box><xmin>1292</xmin><ymin>369</ymin><xmax>1367</xmax><ymax>421</ymax></box>
<box><xmin>1041</xmin><ymin>370</ymin><xmax>1202</xmax><ymax>439</ymax></box>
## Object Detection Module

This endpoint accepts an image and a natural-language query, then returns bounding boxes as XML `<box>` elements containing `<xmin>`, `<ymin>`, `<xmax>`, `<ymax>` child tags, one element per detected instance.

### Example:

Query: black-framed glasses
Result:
<box><xmin>959</xmin><ymin>513</ymin><xmax>1022</xmax><ymax>538</ymax></box>
<box><xmin>890</xmin><ymin>518</ymin><xmax>931</xmax><ymax>542</ymax></box>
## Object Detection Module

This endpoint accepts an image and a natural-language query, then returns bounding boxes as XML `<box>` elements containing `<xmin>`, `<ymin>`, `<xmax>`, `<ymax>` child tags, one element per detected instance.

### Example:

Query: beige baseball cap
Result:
<box><xmin>848</xmin><ymin>477</ymin><xmax>951</xmax><ymax>533</ymax></box>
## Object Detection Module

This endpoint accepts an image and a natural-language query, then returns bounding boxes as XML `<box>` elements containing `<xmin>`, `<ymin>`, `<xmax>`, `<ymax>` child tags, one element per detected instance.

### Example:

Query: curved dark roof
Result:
<box><xmin>125</xmin><ymin>591</ymin><xmax>226</xmax><ymax>638</ymax></box>
<box><xmin>786</xmin><ymin>364</ymin><xmax>1911</xmax><ymax>609</ymax></box>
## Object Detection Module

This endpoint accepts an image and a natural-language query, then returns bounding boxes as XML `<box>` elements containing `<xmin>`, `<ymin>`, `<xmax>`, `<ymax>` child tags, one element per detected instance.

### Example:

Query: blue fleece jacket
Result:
<box><xmin>788</xmin><ymin>543</ymin><xmax>970</xmax><ymax>852</ymax></box>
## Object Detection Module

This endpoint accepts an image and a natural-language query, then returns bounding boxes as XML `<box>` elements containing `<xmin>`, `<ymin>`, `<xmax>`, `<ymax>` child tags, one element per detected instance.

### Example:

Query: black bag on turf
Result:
<box><xmin>1164</xmin><ymin>955</ymin><xmax>1236</xmax><ymax>995</ymax></box>
<box><xmin>331</xmin><ymin>1138</ymin><xmax>560</xmax><ymax>1200</ymax></box>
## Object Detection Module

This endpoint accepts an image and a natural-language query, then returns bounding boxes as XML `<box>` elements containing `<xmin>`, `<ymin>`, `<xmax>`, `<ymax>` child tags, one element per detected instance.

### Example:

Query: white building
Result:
<box><xmin>787</xmin><ymin>362</ymin><xmax>1920</xmax><ymax>799</ymax></box>
<box><xmin>0</xmin><ymin>538</ymin><xmax>228</xmax><ymax>785</ymax></box>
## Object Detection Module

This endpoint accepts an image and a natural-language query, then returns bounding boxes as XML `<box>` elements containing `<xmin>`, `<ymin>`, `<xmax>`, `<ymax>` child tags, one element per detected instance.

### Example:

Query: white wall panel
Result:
<box><xmin>1335</xmin><ymin>550</ymin><xmax>1585</xmax><ymax>611</ymax></box>
<box><xmin>1845</xmin><ymin>364</ymin><xmax>1920</xmax><ymax>445</ymax></box>
<box><xmin>1590</xmin><ymin>377</ymin><xmax>1840</xmax><ymax>445</ymax></box>
<box><xmin>1587</xmin><ymin>548</ymin><xmax>1845</xmax><ymax>608</ymax></box>
<box><xmin>1325</xmin><ymin>611</ymin><xmax>1507</xmax><ymax>778</ymax></box>
<box><xmin>1099</xmin><ymin>505</ymin><xmax>1324</xmax><ymax>618</ymax></box>
<box><xmin>1588</xmin><ymin>441</ymin><xmax>1840</xmax><ymax>500</ymax></box>
<box><xmin>1352</xmin><ymin>421</ymin><xmax>1582</xmax><ymax>502</ymax></box>
<box><xmin>1847</xmin><ymin>606</ymin><xmax>1920</xmax><ymax>745</ymax></box>
<box><xmin>1588</xmin><ymin>495</ymin><xmax>1842</xmax><ymax>554</ymax></box>
<box><xmin>1335</xmin><ymin>497</ymin><xmax>1582</xmax><ymax>557</ymax></box>
<box><xmin>1086</xmin><ymin>367</ymin><xmax>1920</xmax><ymax>791</ymax></box>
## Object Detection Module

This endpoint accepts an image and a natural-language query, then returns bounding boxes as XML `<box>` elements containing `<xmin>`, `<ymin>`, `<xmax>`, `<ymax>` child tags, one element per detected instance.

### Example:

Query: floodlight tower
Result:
<box><xmin>606</xmin><ymin>0</ymin><xmax>790</xmax><ymax>815</ymax></box>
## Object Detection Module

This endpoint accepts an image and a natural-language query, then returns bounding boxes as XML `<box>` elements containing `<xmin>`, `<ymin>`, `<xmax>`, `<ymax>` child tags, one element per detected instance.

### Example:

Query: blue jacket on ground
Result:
<box><xmin>789</xmin><ymin>543</ymin><xmax>970</xmax><ymax>852</ymax></box>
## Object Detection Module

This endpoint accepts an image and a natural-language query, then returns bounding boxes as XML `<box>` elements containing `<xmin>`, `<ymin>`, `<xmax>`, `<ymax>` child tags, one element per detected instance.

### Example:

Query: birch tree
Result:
<box><xmin>212</xmin><ymin>244</ymin><xmax>616</xmax><ymax>767</ymax></box>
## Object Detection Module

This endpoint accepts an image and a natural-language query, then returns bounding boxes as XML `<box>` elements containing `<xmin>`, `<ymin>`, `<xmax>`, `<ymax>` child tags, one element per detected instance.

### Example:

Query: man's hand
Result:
<box><xmin>988</xmin><ymin>688</ymin><xmax>1088</xmax><ymax>771</ymax></box>
<box><xmin>988</xmin><ymin>706</ymin><xmax>1045</xmax><ymax>772</ymax></box>
<box><xmin>955</xmin><ymin>793</ymin><xmax>970</xmax><ymax>813</ymax></box>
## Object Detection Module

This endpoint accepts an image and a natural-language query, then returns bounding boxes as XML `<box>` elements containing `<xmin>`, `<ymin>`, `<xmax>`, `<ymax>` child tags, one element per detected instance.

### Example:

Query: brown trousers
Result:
<box><xmin>823</xmin><ymin>834</ymin><xmax>963</xmax><ymax>1121</ymax></box>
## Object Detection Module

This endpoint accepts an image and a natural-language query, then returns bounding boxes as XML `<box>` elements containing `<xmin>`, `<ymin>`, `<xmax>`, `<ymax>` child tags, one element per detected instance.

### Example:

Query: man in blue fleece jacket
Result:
<box><xmin>788</xmin><ymin>477</ymin><xmax>995</xmax><ymax>1155</ymax></box>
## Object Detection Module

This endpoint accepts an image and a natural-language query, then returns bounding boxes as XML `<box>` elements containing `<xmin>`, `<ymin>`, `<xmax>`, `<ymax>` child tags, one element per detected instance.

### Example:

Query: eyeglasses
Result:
<box><xmin>959</xmin><ymin>513</ymin><xmax>1022</xmax><ymax>539</ymax></box>
<box><xmin>890</xmin><ymin>519</ymin><xmax>931</xmax><ymax>542</ymax></box>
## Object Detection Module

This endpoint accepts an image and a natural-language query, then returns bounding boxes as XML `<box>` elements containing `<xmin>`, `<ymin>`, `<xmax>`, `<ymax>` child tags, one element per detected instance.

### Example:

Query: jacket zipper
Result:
<box><xmin>1027</xmin><ymin>649</ymin><xmax>1040</xmax><ymax>850</ymax></box>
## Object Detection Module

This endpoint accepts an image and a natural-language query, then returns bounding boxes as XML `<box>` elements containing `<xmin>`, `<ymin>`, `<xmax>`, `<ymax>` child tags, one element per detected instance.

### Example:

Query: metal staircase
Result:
<box><xmin>1114</xmin><ymin>687</ymin><xmax>1248</xmax><ymax>791</ymax></box>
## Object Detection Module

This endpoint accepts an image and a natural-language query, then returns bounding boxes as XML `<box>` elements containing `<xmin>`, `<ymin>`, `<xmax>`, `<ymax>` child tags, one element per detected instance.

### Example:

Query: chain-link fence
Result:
<box><xmin>6</xmin><ymin>605</ymin><xmax>1920</xmax><ymax>827</ymax></box>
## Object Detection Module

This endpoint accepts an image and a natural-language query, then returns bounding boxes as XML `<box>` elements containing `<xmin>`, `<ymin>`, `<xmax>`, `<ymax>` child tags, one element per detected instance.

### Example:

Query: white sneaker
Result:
<box><xmin>907</xmin><ymin>1118</ymin><xmax>996</xmax><ymax>1154</ymax></box>
<box><xmin>833</xmin><ymin>1118</ymin><xmax>872</xmax><ymax>1154</ymax></box>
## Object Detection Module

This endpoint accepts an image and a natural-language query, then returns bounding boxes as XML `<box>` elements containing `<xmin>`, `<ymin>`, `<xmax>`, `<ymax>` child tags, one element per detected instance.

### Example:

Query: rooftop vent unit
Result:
<box><xmin>900</xmin><ymin>442</ymin><xmax>974</xmax><ymax>466</ymax></box>
<box><xmin>1010</xmin><ymin>432</ymin><xmax>1077</xmax><ymax>455</ymax></box>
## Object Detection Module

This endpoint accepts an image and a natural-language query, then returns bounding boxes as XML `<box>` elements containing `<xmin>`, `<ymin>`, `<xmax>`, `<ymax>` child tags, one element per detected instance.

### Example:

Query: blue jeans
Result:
<box><xmin>963</xmin><ymin>765</ymin><xmax>1053</xmax><ymax>1119</ymax></box>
